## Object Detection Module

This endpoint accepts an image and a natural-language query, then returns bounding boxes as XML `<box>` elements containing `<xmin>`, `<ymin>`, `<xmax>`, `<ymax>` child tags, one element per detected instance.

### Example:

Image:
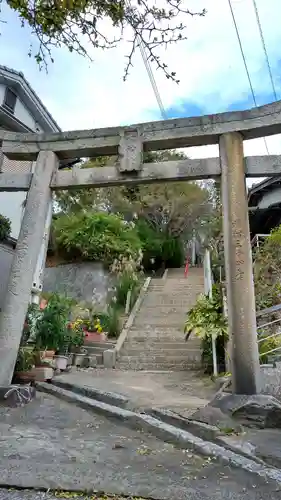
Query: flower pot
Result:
<box><xmin>13</xmin><ymin>371</ymin><xmax>35</xmax><ymax>384</ymax></box>
<box><xmin>31</xmin><ymin>366</ymin><xmax>54</xmax><ymax>382</ymax></box>
<box><xmin>40</xmin><ymin>350</ymin><xmax>55</xmax><ymax>361</ymax></box>
<box><xmin>67</xmin><ymin>353</ymin><xmax>74</xmax><ymax>366</ymax></box>
<box><xmin>54</xmin><ymin>355</ymin><xmax>68</xmax><ymax>371</ymax></box>
<box><xmin>73</xmin><ymin>353</ymin><xmax>86</xmax><ymax>367</ymax></box>
<box><xmin>84</xmin><ymin>331</ymin><xmax>107</xmax><ymax>343</ymax></box>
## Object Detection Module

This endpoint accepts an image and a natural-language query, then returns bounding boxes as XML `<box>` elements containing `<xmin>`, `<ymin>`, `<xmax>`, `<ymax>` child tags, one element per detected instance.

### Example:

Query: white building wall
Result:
<box><xmin>0</xmin><ymin>84</ymin><xmax>5</xmax><ymax>104</ymax></box>
<box><xmin>0</xmin><ymin>84</ymin><xmax>45</xmax><ymax>237</ymax></box>
<box><xmin>14</xmin><ymin>96</ymin><xmax>36</xmax><ymax>130</ymax></box>
<box><xmin>0</xmin><ymin>192</ymin><xmax>26</xmax><ymax>238</ymax></box>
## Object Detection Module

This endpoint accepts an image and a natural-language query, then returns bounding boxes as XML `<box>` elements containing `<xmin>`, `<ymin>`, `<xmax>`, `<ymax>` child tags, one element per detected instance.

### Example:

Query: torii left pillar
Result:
<box><xmin>0</xmin><ymin>151</ymin><xmax>58</xmax><ymax>386</ymax></box>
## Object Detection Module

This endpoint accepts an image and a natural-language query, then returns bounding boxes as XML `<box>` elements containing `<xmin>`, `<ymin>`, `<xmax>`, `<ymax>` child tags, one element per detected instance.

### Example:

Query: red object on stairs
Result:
<box><xmin>184</xmin><ymin>259</ymin><xmax>189</xmax><ymax>277</ymax></box>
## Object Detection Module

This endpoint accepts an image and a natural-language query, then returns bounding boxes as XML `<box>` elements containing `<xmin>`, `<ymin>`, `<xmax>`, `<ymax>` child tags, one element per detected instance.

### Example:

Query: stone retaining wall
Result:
<box><xmin>43</xmin><ymin>262</ymin><xmax>113</xmax><ymax>309</ymax></box>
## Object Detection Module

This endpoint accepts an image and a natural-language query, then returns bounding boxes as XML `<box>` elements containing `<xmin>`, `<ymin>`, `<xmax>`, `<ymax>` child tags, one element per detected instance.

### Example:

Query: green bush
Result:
<box><xmin>162</xmin><ymin>236</ymin><xmax>184</xmax><ymax>268</ymax></box>
<box><xmin>258</xmin><ymin>332</ymin><xmax>281</xmax><ymax>364</ymax></box>
<box><xmin>136</xmin><ymin>218</ymin><xmax>184</xmax><ymax>270</ymax></box>
<box><xmin>106</xmin><ymin>306</ymin><xmax>121</xmax><ymax>338</ymax></box>
<box><xmin>0</xmin><ymin>214</ymin><xmax>11</xmax><ymax>241</ymax></box>
<box><xmin>35</xmin><ymin>293</ymin><xmax>72</xmax><ymax>352</ymax></box>
<box><xmin>115</xmin><ymin>271</ymin><xmax>140</xmax><ymax>309</ymax></box>
<box><xmin>53</xmin><ymin>211</ymin><xmax>142</xmax><ymax>266</ymax></box>
<box><xmin>184</xmin><ymin>284</ymin><xmax>228</xmax><ymax>373</ymax></box>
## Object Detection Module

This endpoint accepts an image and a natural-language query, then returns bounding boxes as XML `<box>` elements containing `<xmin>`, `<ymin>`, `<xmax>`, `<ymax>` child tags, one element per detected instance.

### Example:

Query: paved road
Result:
<box><xmin>55</xmin><ymin>368</ymin><xmax>215</xmax><ymax>416</ymax></box>
<box><xmin>0</xmin><ymin>394</ymin><xmax>281</xmax><ymax>500</ymax></box>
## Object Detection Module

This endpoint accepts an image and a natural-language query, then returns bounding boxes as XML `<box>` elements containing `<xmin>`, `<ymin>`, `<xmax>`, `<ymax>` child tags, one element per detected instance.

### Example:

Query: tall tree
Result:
<box><xmin>6</xmin><ymin>0</ymin><xmax>205</xmax><ymax>81</ymax></box>
<box><xmin>55</xmin><ymin>150</ymin><xmax>212</xmax><ymax>239</ymax></box>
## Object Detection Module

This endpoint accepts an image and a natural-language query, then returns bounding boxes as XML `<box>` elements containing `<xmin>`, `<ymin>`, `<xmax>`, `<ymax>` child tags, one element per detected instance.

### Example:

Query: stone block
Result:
<box><xmin>88</xmin><ymin>355</ymin><xmax>98</xmax><ymax>368</ymax></box>
<box><xmin>103</xmin><ymin>349</ymin><xmax>116</xmax><ymax>368</ymax></box>
<box><xmin>211</xmin><ymin>393</ymin><xmax>281</xmax><ymax>429</ymax></box>
<box><xmin>0</xmin><ymin>385</ymin><xmax>36</xmax><ymax>407</ymax></box>
<box><xmin>260</xmin><ymin>365</ymin><xmax>281</xmax><ymax>399</ymax></box>
<box><xmin>118</xmin><ymin>128</ymin><xmax>142</xmax><ymax>172</ymax></box>
<box><xmin>96</xmin><ymin>353</ymin><xmax>103</xmax><ymax>365</ymax></box>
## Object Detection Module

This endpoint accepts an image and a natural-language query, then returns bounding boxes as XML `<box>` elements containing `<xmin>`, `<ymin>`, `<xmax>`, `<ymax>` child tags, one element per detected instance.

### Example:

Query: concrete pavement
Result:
<box><xmin>0</xmin><ymin>393</ymin><xmax>281</xmax><ymax>499</ymax></box>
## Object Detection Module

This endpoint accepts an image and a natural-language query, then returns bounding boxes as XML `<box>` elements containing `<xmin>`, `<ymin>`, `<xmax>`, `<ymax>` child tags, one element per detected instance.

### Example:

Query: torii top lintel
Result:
<box><xmin>2</xmin><ymin>100</ymin><xmax>281</xmax><ymax>161</ymax></box>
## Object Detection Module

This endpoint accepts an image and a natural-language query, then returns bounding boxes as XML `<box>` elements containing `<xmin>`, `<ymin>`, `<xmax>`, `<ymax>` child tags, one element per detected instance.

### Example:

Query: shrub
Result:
<box><xmin>162</xmin><ymin>236</ymin><xmax>184</xmax><ymax>268</ymax></box>
<box><xmin>106</xmin><ymin>306</ymin><xmax>121</xmax><ymax>338</ymax></box>
<box><xmin>136</xmin><ymin>218</ymin><xmax>184</xmax><ymax>270</ymax></box>
<box><xmin>258</xmin><ymin>332</ymin><xmax>281</xmax><ymax>364</ymax></box>
<box><xmin>111</xmin><ymin>254</ymin><xmax>143</xmax><ymax>309</ymax></box>
<box><xmin>184</xmin><ymin>284</ymin><xmax>228</xmax><ymax>373</ymax></box>
<box><xmin>15</xmin><ymin>346</ymin><xmax>36</xmax><ymax>372</ymax></box>
<box><xmin>136</xmin><ymin>218</ymin><xmax>163</xmax><ymax>270</ymax></box>
<box><xmin>0</xmin><ymin>214</ymin><xmax>11</xmax><ymax>241</ymax></box>
<box><xmin>53</xmin><ymin>211</ymin><xmax>142</xmax><ymax>266</ymax></box>
<box><xmin>35</xmin><ymin>293</ymin><xmax>72</xmax><ymax>352</ymax></box>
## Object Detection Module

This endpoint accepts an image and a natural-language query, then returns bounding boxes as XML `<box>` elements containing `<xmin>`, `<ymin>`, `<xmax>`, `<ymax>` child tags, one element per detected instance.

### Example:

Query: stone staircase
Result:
<box><xmin>117</xmin><ymin>267</ymin><xmax>205</xmax><ymax>371</ymax></box>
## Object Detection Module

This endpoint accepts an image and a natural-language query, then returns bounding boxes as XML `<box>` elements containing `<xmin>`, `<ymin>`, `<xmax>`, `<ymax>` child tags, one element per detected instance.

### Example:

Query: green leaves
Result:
<box><xmin>0</xmin><ymin>213</ymin><xmax>11</xmax><ymax>241</ymax></box>
<box><xmin>7</xmin><ymin>0</ymin><xmax>204</xmax><ymax>80</ymax></box>
<box><xmin>53</xmin><ymin>211</ymin><xmax>141</xmax><ymax>266</ymax></box>
<box><xmin>35</xmin><ymin>293</ymin><xmax>72</xmax><ymax>351</ymax></box>
<box><xmin>254</xmin><ymin>227</ymin><xmax>281</xmax><ymax>312</ymax></box>
<box><xmin>184</xmin><ymin>285</ymin><xmax>228</xmax><ymax>341</ymax></box>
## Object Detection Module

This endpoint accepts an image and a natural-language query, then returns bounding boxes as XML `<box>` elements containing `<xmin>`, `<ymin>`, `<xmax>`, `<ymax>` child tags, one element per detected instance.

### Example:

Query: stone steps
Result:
<box><xmin>118</xmin><ymin>358</ymin><xmax>201</xmax><ymax>371</ymax></box>
<box><xmin>121</xmin><ymin>344</ymin><xmax>200</xmax><ymax>354</ymax></box>
<box><xmin>117</xmin><ymin>268</ymin><xmax>204</xmax><ymax>371</ymax></box>
<box><xmin>122</xmin><ymin>341</ymin><xmax>198</xmax><ymax>349</ymax></box>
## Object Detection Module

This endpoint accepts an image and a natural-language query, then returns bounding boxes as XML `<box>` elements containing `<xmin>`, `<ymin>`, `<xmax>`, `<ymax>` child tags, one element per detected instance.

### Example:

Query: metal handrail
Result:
<box><xmin>256</xmin><ymin>303</ymin><xmax>281</xmax><ymax>319</ymax></box>
<box><xmin>257</xmin><ymin>317</ymin><xmax>281</xmax><ymax>329</ymax></box>
<box><xmin>256</xmin><ymin>304</ymin><xmax>281</xmax><ymax>361</ymax></box>
<box><xmin>251</xmin><ymin>233</ymin><xmax>269</xmax><ymax>248</ymax></box>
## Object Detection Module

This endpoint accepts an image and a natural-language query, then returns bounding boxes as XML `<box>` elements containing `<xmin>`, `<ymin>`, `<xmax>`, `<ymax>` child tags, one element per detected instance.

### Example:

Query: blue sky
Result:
<box><xmin>0</xmin><ymin>0</ymin><xmax>281</xmax><ymax>159</ymax></box>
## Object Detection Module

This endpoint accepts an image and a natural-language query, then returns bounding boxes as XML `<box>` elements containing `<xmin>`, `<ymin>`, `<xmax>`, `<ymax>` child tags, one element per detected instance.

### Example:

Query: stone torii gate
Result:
<box><xmin>1</xmin><ymin>100</ymin><xmax>281</xmax><ymax>395</ymax></box>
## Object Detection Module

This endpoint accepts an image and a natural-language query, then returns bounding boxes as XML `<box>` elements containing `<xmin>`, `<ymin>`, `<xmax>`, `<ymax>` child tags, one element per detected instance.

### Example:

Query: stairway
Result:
<box><xmin>117</xmin><ymin>267</ymin><xmax>205</xmax><ymax>371</ymax></box>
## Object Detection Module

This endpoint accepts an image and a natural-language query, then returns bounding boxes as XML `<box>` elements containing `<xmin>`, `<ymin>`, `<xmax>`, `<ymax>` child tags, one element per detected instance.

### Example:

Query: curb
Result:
<box><xmin>51</xmin><ymin>378</ymin><xmax>129</xmax><ymax>408</ymax></box>
<box><xmin>37</xmin><ymin>381</ymin><xmax>281</xmax><ymax>486</ymax></box>
<box><xmin>148</xmin><ymin>407</ymin><xmax>220</xmax><ymax>441</ymax></box>
<box><xmin>162</xmin><ymin>269</ymin><xmax>169</xmax><ymax>280</ymax></box>
<box><xmin>115</xmin><ymin>276</ymin><xmax>151</xmax><ymax>356</ymax></box>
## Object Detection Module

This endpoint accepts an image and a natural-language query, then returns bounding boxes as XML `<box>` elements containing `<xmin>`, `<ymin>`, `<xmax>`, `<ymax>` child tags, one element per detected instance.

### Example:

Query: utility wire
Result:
<box><xmin>138</xmin><ymin>37</ymin><xmax>168</xmax><ymax>120</ymax></box>
<box><xmin>126</xmin><ymin>0</ymin><xmax>167</xmax><ymax>120</ymax></box>
<box><xmin>251</xmin><ymin>0</ymin><xmax>278</xmax><ymax>101</ymax></box>
<box><xmin>227</xmin><ymin>0</ymin><xmax>270</xmax><ymax>154</ymax></box>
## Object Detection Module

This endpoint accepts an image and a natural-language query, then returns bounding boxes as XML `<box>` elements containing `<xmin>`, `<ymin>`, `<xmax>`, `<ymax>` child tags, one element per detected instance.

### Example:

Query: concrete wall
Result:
<box><xmin>43</xmin><ymin>262</ymin><xmax>114</xmax><ymax>309</ymax></box>
<box><xmin>0</xmin><ymin>242</ymin><xmax>14</xmax><ymax>309</ymax></box>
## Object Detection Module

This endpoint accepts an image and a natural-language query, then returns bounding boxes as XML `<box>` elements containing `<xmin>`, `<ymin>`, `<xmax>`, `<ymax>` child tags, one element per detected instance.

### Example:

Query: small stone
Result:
<box><xmin>113</xmin><ymin>443</ymin><xmax>126</xmax><ymax>449</ymax></box>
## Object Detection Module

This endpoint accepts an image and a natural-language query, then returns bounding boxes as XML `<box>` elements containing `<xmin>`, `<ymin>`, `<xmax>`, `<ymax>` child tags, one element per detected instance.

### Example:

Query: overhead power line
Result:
<box><xmin>227</xmin><ymin>0</ymin><xmax>270</xmax><ymax>155</ymax></box>
<box><xmin>250</xmin><ymin>0</ymin><xmax>278</xmax><ymax>102</ymax></box>
<box><xmin>138</xmin><ymin>37</ymin><xmax>167</xmax><ymax>120</ymax></box>
<box><xmin>126</xmin><ymin>0</ymin><xmax>167</xmax><ymax>120</ymax></box>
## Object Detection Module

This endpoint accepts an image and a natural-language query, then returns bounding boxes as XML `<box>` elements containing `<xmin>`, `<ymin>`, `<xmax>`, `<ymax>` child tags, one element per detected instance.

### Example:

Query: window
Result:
<box><xmin>3</xmin><ymin>88</ymin><xmax>17</xmax><ymax>113</ymax></box>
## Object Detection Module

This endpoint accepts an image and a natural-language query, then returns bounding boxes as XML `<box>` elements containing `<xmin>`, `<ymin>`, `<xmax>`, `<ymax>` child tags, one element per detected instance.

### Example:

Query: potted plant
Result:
<box><xmin>69</xmin><ymin>319</ymin><xmax>87</xmax><ymax>367</ymax></box>
<box><xmin>35</xmin><ymin>293</ymin><xmax>72</xmax><ymax>371</ymax></box>
<box><xmin>84</xmin><ymin>316</ymin><xmax>107</xmax><ymax>342</ymax></box>
<box><xmin>31</xmin><ymin>350</ymin><xmax>54</xmax><ymax>381</ymax></box>
<box><xmin>13</xmin><ymin>346</ymin><xmax>36</xmax><ymax>384</ymax></box>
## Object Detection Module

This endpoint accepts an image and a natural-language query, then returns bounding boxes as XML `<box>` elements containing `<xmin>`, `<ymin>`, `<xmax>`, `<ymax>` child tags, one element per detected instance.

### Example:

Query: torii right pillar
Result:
<box><xmin>220</xmin><ymin>132</ymin><xmax>260</xmax><ymax>395</ymax></box>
